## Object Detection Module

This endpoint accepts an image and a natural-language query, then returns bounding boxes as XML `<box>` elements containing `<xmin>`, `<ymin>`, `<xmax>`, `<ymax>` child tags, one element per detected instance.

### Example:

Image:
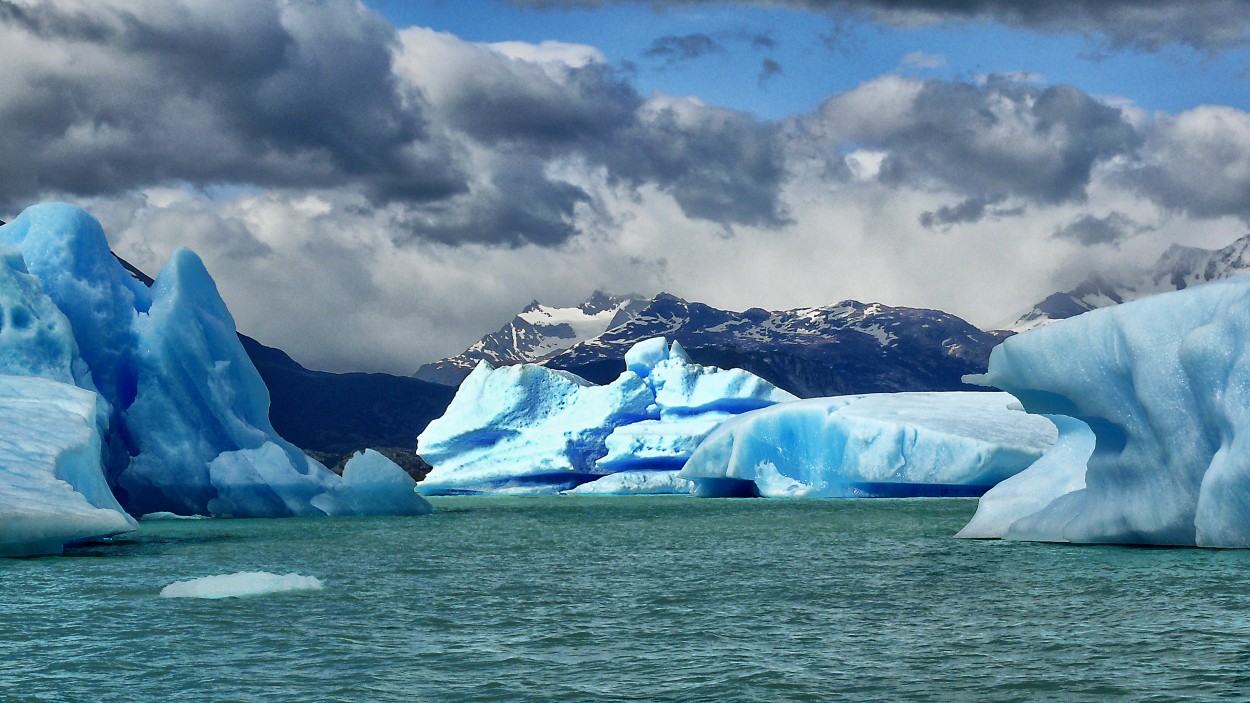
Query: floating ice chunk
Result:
<box><xmin>139</xmin><ymin>512</ymin><xmax>207</xmax><ymax>521</ymax></box>
<box><xmin>961</xmin><ymin>274</ymin><xmax>1250</xmax><ymax>546</ymax></box>
<box><xmin>680</xmin><ymin>392</ymin><xmax>1056</xmax><ymax>498</ymax></box>
<box><xmin>310</xmin><ymin>450</ymin><xmax>433</xmax><ymax>516</ymax></box>
<box><xmin>0</xmin><ymin>376</ymin><xmax>135</xmax><ymax>557</ymax></box>
<box><xmin>564</xmin><ymin>470</ymin><xmax>693</xmax><ymax>495</ymax></box>
<box><xmin>159</xmin><ymin>572</ymin><xmax>323</xmax><ymax>599</ymax></box>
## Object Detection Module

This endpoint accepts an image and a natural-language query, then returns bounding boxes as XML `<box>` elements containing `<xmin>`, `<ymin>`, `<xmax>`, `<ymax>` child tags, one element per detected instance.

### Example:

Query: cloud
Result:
<box><xmin>1</xmin><ymin>2</ymin><xmax>791</xmax><ymax>246</ymax></box>
<box><xmin>803</xmin><ymin>76</ymin><xmax>1141</xmax><ymax>206</ymax></box>
<box><xmin>1122</xmin><ymin>106</ymin><xmax>1250</xmax><ymax>221</ymax></box>
<box><xmin>644</xmin><ymin>33</ymin><xmax>724</xmax><ymax>64</ymax></box>
<box><xmin>1051</xmin><ymin>212</ymin><xmax>1142</xmax><ymax>246</ymax></box>
<box><xmin>901</xmin><ymin>50</ymin><xmax>945</xmax><ymax>69</ymax></box>
<box><xmin>506</xmin><ymin>0</ymin><xmax>1250</xmax><ymax>53</ymax></box>
<box><xmin>759</xmin><ymin>58</ymin><xmax>783</xmax><ymax>84</ymax></box>
<box><xmin>0</xmin><ymin>0</ymin><xmax>463</xmax><ymax>209</ymax></box>
<box><xmin>919</xmin><ymin>194</ymin><xmax>1006</xmax><ymax>229</ymax></box>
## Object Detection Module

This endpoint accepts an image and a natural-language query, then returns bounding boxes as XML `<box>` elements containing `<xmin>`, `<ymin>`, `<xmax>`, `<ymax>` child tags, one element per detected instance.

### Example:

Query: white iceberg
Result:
<box><xmin>160</xmin><ymin>571</ymin><xmax>323</xmax><ymax>599</ymax></box>
<box><xmin>417</xmin><ymin>362</ymin><xmax>655</xmax><ymax>494</ymax></box>
<box><xmin>416</xmin><ymin>338</ymin><xmax>794</xmax><ymax>495</ymax></box>
<box><xmin>563</xmin><ymin>470</ymin><xmax>693</xmax><ymax>495</ymax></box>
<box><xmin>960</xmin><ymin>274</ymin><xmax>1250</xmax><ymax>547</ymax></box>
<box><xmin>679</xmin><ymin>392</ymin><xmax>1056</xmax><ymax>498</ymax></box>
<box><xmin>0</xmin><ymin>376</ymin><xmax>136</xmax><ymax>556</ymax></box>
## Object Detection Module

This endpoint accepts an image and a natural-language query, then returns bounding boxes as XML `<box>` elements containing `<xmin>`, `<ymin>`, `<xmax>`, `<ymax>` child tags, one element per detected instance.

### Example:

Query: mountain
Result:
<box><xmin>420</xmin><ymin>291</ymin><xmax>1003</xmax><ymax>397</ymax></box>
<box><xmin>112</xmin><ymin>254</ymin><xmax>455</xmax><ymax>464</ymax></box>
<box><xmin>1007</xmin><ymin>232</ymin><xmax>1250</xmax><ymax>331</ymax></box>
<box><xmin>540</xmin><ymin>293</ymin><xmax>1000</xmax><ymax>397</ymax></box>
<box><xmin>414</xmin><ymin>290</ymin><xmax>649</xmax><ymax>384</ymax></box>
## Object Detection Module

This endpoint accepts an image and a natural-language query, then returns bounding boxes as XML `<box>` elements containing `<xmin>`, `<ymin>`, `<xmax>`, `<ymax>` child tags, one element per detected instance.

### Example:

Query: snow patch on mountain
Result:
<box><xmin>1006</xmin><ymin>233</ymin><xmax>1250</xmax><ymax>331</ymax></box>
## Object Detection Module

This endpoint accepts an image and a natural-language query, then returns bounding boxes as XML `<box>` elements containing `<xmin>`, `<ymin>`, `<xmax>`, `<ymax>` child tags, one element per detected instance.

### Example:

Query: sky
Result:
<box><xmin>2</xmin><ymin>0</ymin><xmax>1250</xmax><ymax>374</ymax></box>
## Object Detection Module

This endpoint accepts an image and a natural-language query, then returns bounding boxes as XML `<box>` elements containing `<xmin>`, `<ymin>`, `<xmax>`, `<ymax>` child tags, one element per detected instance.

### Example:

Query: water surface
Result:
<box><xmin>3</xmin><ymin>497</ymin><xmax>1249</xmax><ymax>702</ymax></box>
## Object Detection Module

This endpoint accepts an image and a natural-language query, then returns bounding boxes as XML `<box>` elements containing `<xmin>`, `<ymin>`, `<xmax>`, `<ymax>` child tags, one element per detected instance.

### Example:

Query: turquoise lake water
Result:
<box><xmin>3</xmin><ymin>496</ymin><xmax>1250</xmax><ymax>702</ymax></box>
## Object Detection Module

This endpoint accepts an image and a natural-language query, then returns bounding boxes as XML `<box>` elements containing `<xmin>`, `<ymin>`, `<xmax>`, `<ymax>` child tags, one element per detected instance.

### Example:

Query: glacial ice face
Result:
<box><xmin>417</xmin><ymin>337</ymin><xmax>795</xmax><ymax>494</ymax></box>
<box><xmin>679</xmin><ymin>392</ymin><xmax>1056</xmax><ymax>498</ymax></box>
<box><xmin>961</xmin><ymin>275</ymin><xmax>1250</xmax><ymax>547</ymax></box>
<box><xmin>957</xmin><ymin>415</ymin><xmax>1093</xmax><ymax>541</ymax></box>
<box><xmin>0</xmin><ymin>376</ymin><xmax>136</xmax><ymax>557</ymax></box>
<box><xmin>0</xmin><ymin>251</ymin><xmax>88</xmax><ymax>386</ymax></box>
<box><xmin>0</xmin><ymin>204</ymin><xmax>149</xmax><ymax>412</ymax></box>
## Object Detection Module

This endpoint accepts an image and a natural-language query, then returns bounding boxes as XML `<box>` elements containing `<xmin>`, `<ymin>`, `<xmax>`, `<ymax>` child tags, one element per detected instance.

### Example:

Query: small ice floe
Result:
<box><xmin>139</xmin><ymin>512</ymin><xmax>207</xmax><ymax>521</ymax></box>
<box><xmin>159</xmin><ymin>571</ymin><xmax>323</xmax><ymax>599</ymax></box>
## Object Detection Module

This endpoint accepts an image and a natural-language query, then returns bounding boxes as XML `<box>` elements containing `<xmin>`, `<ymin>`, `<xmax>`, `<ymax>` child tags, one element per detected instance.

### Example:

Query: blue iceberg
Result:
<box><xmin>0</xmin><ymin>204</ymin><xmax>428</xmax><ymax>537</ymax></box>
<box><xmin>679</xmin><ymin>392</ymin><xmax>1056</xmax><ymax>498</ymax></box>
<box><xmin>960</xmin><ymin>274</ymin><xmax>1250</xmax><ymax>547</ymax></box>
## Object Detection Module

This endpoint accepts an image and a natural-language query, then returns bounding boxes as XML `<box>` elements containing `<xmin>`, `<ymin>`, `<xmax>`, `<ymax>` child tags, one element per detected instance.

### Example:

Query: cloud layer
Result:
<box><xmin>3</xmin><ymin>0</ymin><xmax>1249</xmax><ymax>374</ymax></box>
<box><xmin>508</xmin><ymin>0</ymin><xmax>1250</xmax><ymax>52</ymax></box>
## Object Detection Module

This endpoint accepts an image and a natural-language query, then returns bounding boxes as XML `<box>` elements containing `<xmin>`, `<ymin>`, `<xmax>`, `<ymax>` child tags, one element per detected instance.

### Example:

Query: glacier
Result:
<box><xmin>416</xmin><ymin>337</ymin><xmax>795</xmax><ymax>494</ymax></box>
<box><xmin>679</xmin><ymin>392</ymin><xmax>1056</xmax><ymax>498</ymax></box>
<box><xmin>960</xmin><ymin>274</ymin><xmax>1250</xmax><ymax>547</ymax></box>
<box><xmin>0</xmin><ymin>204</ymin><xmax>429</xmax><ymax>551</ymax></box>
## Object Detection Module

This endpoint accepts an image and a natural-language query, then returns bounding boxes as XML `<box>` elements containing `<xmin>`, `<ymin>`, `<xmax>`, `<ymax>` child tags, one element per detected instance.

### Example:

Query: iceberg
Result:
<box><xmin>960</xmin><ymin>275</ymin><xmax>1250</xmax><ymax>547</ymax></box>
<box><xmin>0</xmin><ymin>203</ymin><xmax>430</xmax><ymax>524</ymax></box>
<box><xmin>417</xmin><ymin>362</ymin><xmax>655</xmax><ymax>494</ymax></box>
<box><xmin>160</xmin><ymin>572</ymin><xmax>324</xmax><ymax>599</ymax></box>
<box><xmin>416</xmin><ymin>338</ymin><xmax>795</xmax><ymax>495</ymax></box>
<box><xmin>310</xmin><ymin>450</ymin><xmax>433</xmax><ymax>516</ymax></box>
<box><xmin>0</xmin><ymin>376</ymin><xmax>136</xmax><ymax>557</ymax></box>
<box><xmin>679</xmin><ymin>392</ymin><xmax>1056</xmax><ymax>498</ymax></box>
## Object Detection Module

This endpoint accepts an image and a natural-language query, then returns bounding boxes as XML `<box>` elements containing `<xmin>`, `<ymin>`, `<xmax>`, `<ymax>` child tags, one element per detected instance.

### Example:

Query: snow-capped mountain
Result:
<box><xmin>1007</xmin><ymin>232</ymin><xmax>1250</xmax><ymax>331</ymax></box>
<box><xmin>543</xmin><ymin>293</ymin><xmax>1000</xmax><ymax>397</ymax></box>
<box><xmin>420</xmin><ymin>291</ymin><xmax>1004</xmax><ymax>397</ymax></box>
<box><xmin>414</xmin><ymin>291</ymin><xmax>649</xmax><ymax>385</ymax></box>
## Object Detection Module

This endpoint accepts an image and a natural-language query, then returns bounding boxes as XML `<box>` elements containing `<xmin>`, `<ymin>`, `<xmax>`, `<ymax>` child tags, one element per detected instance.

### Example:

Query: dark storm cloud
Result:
<box><xmin>507</xmin><ymin>0</ymin><xmax>1250</xmax><ymax>52</ymax></box>
<box><xmin>644</xmin><ymin>33</ymin><xmax>724</xmax><ymax>64</ymax></box>
<box><xmin>597</xmin><ymin>101</ymin><xmax>790</xmax><ymax>228</ymax></box>
<box><xmin>919</xmin><ymin>194</ymin><xmax>1005</xmax><ymax>229</ymax></box>
<box><xmin>404</xmin><ymin>30</ymin><xmax>790</xmax><ymax>233</ymax></box>
<box><xmin>1051</xmin><ymin>212</ymin><xmax>1139</xmax><ymax>246</ymax></box>
<box><xmin>0</xmin><ymin>0</ymin><xmax>466</xmax><ymax>210</ymax></box>
<box><xmin>2</xmin><ymin>1</ymin><xmax>791</xmax><ymax>247</ymax></box>
<box><xmin>810</xmin><ymin>77</ymin><xmax>1141</xmax><ymax>206</ymax></box>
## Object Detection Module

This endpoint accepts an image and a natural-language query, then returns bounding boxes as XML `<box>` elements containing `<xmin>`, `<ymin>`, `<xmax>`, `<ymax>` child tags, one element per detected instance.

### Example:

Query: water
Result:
<box><xmin>4</xmin><ymin>496</ymin><xmax>1250</xmax><ymax>702</ymax></box>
